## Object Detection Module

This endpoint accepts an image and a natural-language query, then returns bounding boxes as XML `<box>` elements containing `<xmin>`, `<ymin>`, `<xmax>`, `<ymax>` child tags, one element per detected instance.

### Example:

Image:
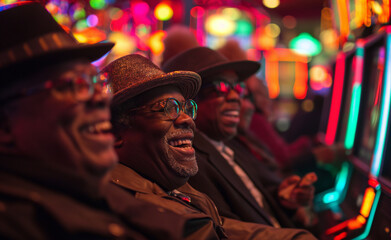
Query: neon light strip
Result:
<box><xmin>293</xmin><ymin>61</ymin><xmax>308</xmax><ymax>99</ymax></box>
<box><xmin>336</xmin><ymin>0</ymin><xmax>349</xmax><ymax>41</ymax></box>
<box><xmin>344</xmin><ymin>47</ymin><xmax>364</xmax><ymax>149</ymax></box>
<box><xmin>371</xmin><ymin>33</ymin><xmax>391</xmax><ymax>177</ymax></box>
<box><xmin>325</xmin><ymin>53</ymin><xmax>346</xmax><ymax>145</ymax></box>
<box><xmin>345</xmin><ymin>84</ymin><xmax>362</xmax><ymax>149</ymax></box>
<box><xmin>352</xmin><ymin>184</ymin><xmax>381</xmax><ymax>240</ymax></box>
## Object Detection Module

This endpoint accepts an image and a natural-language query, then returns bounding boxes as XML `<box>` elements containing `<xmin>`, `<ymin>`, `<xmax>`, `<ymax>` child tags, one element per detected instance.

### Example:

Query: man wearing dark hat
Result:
<box><xmin>106</xmin><ymin>53</ymin><xmax>317</xmax><ymax>239</ymax></box>
<box><xmin>162</xmin><ymin>47</ymin><xmax>317</xmax><ymax>229</ymax></box>
<box><xmin>0</xmin><ymin>3</ymin><xmax>204</xmax><ymax>239</ymax></box>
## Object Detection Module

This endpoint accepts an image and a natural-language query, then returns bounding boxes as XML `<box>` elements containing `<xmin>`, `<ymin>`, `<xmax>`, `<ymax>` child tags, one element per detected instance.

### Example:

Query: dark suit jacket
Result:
<box><xmin>189</xmin><ymin>130</ymin><xmax>296</xmax><ymax>228</ymax></box>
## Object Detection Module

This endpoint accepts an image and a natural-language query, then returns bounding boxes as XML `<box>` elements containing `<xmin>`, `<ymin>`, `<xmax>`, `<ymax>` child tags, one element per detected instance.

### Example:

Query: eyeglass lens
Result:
<box><xmin>215</xmin><ymin>81</ymin><xmax>246</xmax><ymax>97</ymax></box>
<box><xmin>165</xmin><ymin>98</ymin><xmax>197</xmax><ymax>120</ymax></box>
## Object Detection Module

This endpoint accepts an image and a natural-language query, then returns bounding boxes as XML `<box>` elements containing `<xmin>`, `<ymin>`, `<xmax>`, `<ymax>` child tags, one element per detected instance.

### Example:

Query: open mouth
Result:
<box><xmin>223</xmin><ymin>110</ymin><xmax>240</xmax><ymax>118</ymax></box>
<box><xmin>168</xmin><ymin>138</ymin><xmax>193</xmax><ymax>149</ymax></box>
<box><xmin>80</xmin><ymin>120</ymin><xmax>114</xmax><ymax>147</ymax></box>
<box><xmin>167</xmin><ymin>134</ymin><xmax>195</xmax><ymax>158</ymax></box>
<box><xmin>82</xmin><ymin>120</ymin><xmax>112</xmax><ymax>134</ymax></box>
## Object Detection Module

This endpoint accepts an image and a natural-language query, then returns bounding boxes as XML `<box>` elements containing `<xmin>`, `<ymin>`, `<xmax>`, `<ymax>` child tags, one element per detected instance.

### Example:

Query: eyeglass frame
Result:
<box><xmin>128</xmin><ymin>97</ymin><xmax>198</xmax><ymax>120</ymax></box>
<box><xmin>0</xmin><ymin>73</ymin><xmax>112</xmax><ymax>105</ymax></box>
<box><xmin>200</xmin><ymin>80</ymin><xmax>247</xmax><ymax>99</ymax></box>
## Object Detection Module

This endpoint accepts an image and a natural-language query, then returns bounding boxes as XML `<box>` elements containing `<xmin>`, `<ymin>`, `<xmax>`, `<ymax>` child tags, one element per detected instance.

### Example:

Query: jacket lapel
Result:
<box><xmin>194</xmin><ymin>131</ymin><xmax>274</xmax><ymax>225</ymax></box>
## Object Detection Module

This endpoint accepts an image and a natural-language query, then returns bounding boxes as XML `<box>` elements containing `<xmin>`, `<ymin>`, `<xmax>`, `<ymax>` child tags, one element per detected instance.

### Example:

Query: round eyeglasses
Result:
<box><xmin>0</xmin><ymin>73</ymin><xmax>111</xmax><ymax>105</ymax></box>
<box><xmin>131</xmin><ymin>98</ymin><xmax>198</xmax><ymax>120</ymax></box>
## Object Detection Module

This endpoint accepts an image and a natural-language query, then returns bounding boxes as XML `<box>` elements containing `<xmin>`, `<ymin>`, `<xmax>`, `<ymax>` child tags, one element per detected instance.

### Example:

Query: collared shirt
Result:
<box><xmin>199</xmin><ymin>132</ymin><xmax>281</xmax><ymax>228</ymax></box>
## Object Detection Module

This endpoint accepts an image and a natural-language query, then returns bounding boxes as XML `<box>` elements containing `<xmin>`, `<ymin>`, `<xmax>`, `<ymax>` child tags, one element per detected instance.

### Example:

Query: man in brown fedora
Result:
<box><xmin>106</xmin><ymin>53</ymin><xmax>316</xmax><ymax>239</ymax></box>
<box><xmin>0</xmin><ymin>3</ymin><xmax>203</xmax><ymax>239</ymax></box>
<box><xmin>162</xmin><ymin>47</ymin><xmax>318</xmax><ymax>230</ymax></box>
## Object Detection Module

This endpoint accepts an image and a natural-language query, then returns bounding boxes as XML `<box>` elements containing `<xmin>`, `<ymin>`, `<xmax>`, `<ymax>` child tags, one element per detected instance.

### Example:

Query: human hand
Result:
<box><xmin>313</xmin><ymin>143</ymin><xmax>347</xmax><ymax>175</ymax></box>
<box><xmin>278</xmin><ymin>172</ymin><xmax>317</xmax><ymax>209</ymax></box>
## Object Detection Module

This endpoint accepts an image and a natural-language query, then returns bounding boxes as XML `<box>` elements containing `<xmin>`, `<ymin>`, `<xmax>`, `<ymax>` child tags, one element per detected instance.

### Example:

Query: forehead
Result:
<box><xmin>135</xmin><ymin>85</ymin><xmax>185</xmax><ymax>106</ymax></box>
<box><xmin>212</xmin><ymin>70</ymin><xmax>239</xmax><ymax>84</ymax></box>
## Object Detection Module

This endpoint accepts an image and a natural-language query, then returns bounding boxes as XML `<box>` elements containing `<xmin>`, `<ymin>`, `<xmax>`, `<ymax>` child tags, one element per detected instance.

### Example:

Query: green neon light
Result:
<box><xmin>372</xmin><ymin>36</ymin><xmax>391</xmax><ymax>177</ymax></box>
<box><xmin>335</xmin><ymin>162</ymin><xmax>350</xmax><ymax>192</ymax></box>
<box><xmin>345</xmin><ymin>84</ymin><xmax>362</xmax><ymax>149</ymax></box>
<box><xmin>352</xmin><ymin>186</ymin><xmax>381</xmax><ymax>240</ymax></box>
<box><xmin>323</xmin><ymin>192</ymin><xmax>340</xmax><ymax>204</ymax></box>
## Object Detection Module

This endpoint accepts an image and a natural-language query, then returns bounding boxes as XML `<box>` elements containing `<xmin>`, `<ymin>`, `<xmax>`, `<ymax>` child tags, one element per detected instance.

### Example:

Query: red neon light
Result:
<box><xmin>325</xmin><ymin>53</ymin><xmax>346</xmax><ymax>145</ymax></box>
<box><xmin>293</xmin><ymin>61</ymin><xmax>308</xmax><ymax>99</ymax></box>
<box><xmin>326</xmin><ymin>220</ymin><xmax>348</xmax><ymax>234</ymax></box>
<box><xmin>334</xmin><ymin>232</ymin><xmax>347</xmax><ymax>240</ymax></box>
<box><xmin>368</xmin><ymin>178</ymin><xmax>379</xmax><ymax>188</ymax></box>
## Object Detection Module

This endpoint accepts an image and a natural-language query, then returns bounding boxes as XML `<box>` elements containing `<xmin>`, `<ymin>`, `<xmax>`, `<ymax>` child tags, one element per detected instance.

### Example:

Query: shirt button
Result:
<box><xmin>157</xmin><ymin>207</ymin><xmax>165</xmax><ymax>213</ymax></box>
<box><xmin>108</xmin><ymin>223</ymin><xmax>125</xmax><ymax>237</ymax></box>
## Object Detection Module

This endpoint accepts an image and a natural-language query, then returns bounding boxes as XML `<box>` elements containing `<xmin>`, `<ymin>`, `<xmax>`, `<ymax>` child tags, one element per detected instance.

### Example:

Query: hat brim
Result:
<box><xmin>198</xmin><ymin>60</ymin><xmax>260</xmax><ymax>84</ymax></box>
<box><xmin>0</xmin><ymin>42</ymin><xmax>114</xmax><ymax>77</ymax></box>
<box><xmin>112</xmin><ymin>71</ymin><xmax>201</xmax><ymax>106</ymax></box>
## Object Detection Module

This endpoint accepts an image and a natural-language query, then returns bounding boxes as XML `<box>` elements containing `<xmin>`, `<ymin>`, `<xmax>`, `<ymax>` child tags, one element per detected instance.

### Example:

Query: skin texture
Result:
<box><xmin>196</xmin><ymin>71</ymin><xmax>241</xmax><ymax>141</ymax></box>
<box><xmin>0</xmin><ymin>61</ymin><xmax>117</xmax><ymax>179</ymax></box>
<box><xmin>115</xmin><ymin>86</ymin><xmax>198</xmax><ymax>191</ymax></box>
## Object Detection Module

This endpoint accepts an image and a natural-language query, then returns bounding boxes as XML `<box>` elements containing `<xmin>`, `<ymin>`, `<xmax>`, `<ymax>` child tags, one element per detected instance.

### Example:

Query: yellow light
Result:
<box><xmin>360</xmin><ymin>187</ymin><xmax>375</xmax><ymax>218</ymax></box>
<box><xmin>154</xmin><ymin>2</ymin><xmax>173</xmax><ymax>21</ymax></box>
<box><xmin>265</xmin><ymin>23</ymin><xmax>281</xmax><ymax>38</ymax></box>
<box><xmin>222</xmin><ymin>7</ymin><xmax>241</xmax><ymax>21</ymax></box>
<box><xmin>205</xmin><ymin>14</ymin><xmax>236</xmax><ymax>37</ymax></box>
<box><xmin>108</xmin><ymin>31</ymin><xmax>137</xmax><ymax>56</ymax></box>
<box><xmin>263</xmin><ymin>0</ymin><xmax>280</xmax><ymax>9</ymax></box>
<box><xmin>148</xmin><ymin>30</ymin><xmax>166</xmax><ymax>55</ymax></box>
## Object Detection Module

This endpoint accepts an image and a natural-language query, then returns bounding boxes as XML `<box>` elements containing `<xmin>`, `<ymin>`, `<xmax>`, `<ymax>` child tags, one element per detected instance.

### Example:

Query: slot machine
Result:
<box><xmin>322</xmin><ymin>27</ymin><xmax>391</xmax><ymax>240</ymax></box>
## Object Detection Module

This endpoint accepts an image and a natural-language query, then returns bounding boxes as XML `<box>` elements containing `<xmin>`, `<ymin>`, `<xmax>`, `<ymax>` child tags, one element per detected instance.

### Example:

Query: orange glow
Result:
<box><xmin>336</xmin><ymin>0</ymin><xmax>349</xmax><ymax>43</ymax></box>
<box><xmin>264</xmin><ymin>48</ymin><xmax>308</xmax><ymax>99</ymax></box>
<box><xmin>360</xmin><ymin>187</ymin><xmax>375</xmax><ymax>218</ymax></box>
<box><xmin>294</xmin><ymin>61</ymin><xmax>308</xmax><ymax>99</ymax></box>
<box><xmin>347</xmin><ymin>218</ymin><xmax>364</xmax><ymax>230</ymax></box>
<box><xmin>148</xmin><ymin>30</ymin><xmax>166</xmax><ymax>55</ymax></box>
<box><xmin>356</xmin><ymin>215</ymin><xmax>366</xmax><ymax>224</ymax></box>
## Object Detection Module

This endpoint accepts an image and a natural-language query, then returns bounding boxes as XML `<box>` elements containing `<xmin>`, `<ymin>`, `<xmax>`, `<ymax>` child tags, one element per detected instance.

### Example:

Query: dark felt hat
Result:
<box><xmin>101</xmin><ymin>54</ymin><xmax>201</xmax><ymax>106</ymax></box>
<box><xmin>0</xmin><ymin>2</ymin><xmax>114</xmax><ymax>80</ymax></box>
<box><xmin>161</xmin><ymin>47</ymin><xmax>261</xmax><ymax>86</ymax></box>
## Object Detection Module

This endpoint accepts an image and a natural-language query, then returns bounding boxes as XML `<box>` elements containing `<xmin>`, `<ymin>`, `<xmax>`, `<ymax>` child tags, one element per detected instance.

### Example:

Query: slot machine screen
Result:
<box><xmin>353</xmin><ymin>39</ymin><xmax>386</xmax><ymax>166</ymax></box>
<box><xmin>335</xmin><ymin>52</ymin><xmax>356</xmax><ymax>143</ymax></box>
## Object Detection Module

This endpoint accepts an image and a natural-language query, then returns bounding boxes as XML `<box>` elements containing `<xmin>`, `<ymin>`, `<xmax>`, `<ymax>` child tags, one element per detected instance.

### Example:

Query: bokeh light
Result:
<box><xmin>154</xmin><ymin>2</ymin><xmax>173</xmax><ymax>21</ymax></box>
<box><xmin>282</xmin><ymin>15</ymin><xmax>297</xmax><ymax>29</ymax></box>
<box><xmin>205</xmin><ymin>14</ymin><xmax>236</xmax><ymax>37</ymax></box>
<box><xmin>222</xmin><ymin>7</ymin><xmax>241</xmax><ymax>21</ymax></box>
<box><xmin>290</xmin><ymin>32</ymin><xmax>322</xmax><ymax>56</ymax></box>
<box><xmin>302</xmin><ymin>99</ymin><xmax>314</xmax><ymax>112</ymax></box>
<box><xmin>263</xmin><ymin>0</ymin><xmax>280</xmax><ymax>9</ymax></box>
<box><xmin>132</xmin><ymin>1</ymin><xmax>149</xmax><ymax>18</ymax></box>
<box><xmin>86</xmin><ymin>14</ymin><xmax>98</xmax><ymax>27</ymax></box>
<box><xmin>265</xmin><ymin>23</ymin><xmax>281</xmax><ymax>38</ymax></box>
<box><xmin>148</xmin><ymin>30</ymin><xmax>166</xmax><ymax>54</ymax></box>
<box><xmin>235</xmin><ymin>19</ymin><xmax>253</xmax><ymax>36</ymax></box>
<box><xmin>89</xmin><ymin>0</ymin><xmax>105</xmax><ymax>10</ymax></box>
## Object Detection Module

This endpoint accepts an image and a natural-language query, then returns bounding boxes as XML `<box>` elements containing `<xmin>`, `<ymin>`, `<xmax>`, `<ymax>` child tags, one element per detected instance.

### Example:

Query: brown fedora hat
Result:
<box><xmin>101</xmin><ymin>54</ymin><xmax>201</xmax><ymax>106</ymax></box>
<box><xmin>161</xmin><ymin>47</ymin><xmax>260</xmax><ymax>86</ymax></box>
<box><xmin>0</xmin><ymin>2</ymin><xmax>114</xmax><ymax>80</ymax></box>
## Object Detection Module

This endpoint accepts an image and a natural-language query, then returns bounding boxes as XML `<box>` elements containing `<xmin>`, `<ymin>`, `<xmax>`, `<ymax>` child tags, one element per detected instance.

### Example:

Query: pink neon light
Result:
<box><xmin>325</xmin><ymin>53</ymin><xmax>346</xmax><ymax>145</ymax></box>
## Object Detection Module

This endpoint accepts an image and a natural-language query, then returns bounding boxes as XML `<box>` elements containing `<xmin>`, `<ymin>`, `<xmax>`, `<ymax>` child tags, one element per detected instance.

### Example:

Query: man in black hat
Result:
<box><xmin>106</xmin><ymin>53</ymin><xmax>317</xmax><ymax>239</ymax></box>
<box><xmin>0</xmin><ymin>3</ymin><xmax>204</xmax><ymax>239</ymax></box>
<box><xmin>162</xmin><ymin>47</ymin><xmax>318</xmax><ymax>229</ymax></box>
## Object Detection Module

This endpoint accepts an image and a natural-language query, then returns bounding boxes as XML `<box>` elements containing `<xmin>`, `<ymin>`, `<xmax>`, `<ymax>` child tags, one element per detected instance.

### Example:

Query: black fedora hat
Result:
<box><xmin>0</xmin><ymin>2</ymin><xmax>114</xmax><ymax>80</ymax></box>
<box><xmin>101</xmin><ymin>54</ymin><xmax>201</xmax><ymax>106</ymax></box>
<box><xmin>161</xmin><ymin>46</ymin><xmax>260</xmax><ymax>86</ymax></box>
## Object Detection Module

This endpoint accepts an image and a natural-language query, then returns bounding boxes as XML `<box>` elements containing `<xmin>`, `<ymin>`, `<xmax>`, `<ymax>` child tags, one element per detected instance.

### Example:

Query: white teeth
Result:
<box><xmin>169</xmin><ymin>139</ymin><xmax>192</xmax><ymax>147</ymax></box>
<box><xmin>86</xmin><ymin>121</ymin><xmax>112</xmax><ymax>133</ymax></box>
<box><xmin>224</xmin><ymin>110</ymin><xmax>239</xmax><ymax>117</ymax></box>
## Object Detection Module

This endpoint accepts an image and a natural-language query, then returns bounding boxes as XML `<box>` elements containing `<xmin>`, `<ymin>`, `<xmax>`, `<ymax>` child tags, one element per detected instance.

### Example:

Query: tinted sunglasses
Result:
<box><xmin>203</xmin><ymin>81</ymin><xmax>247</xmax><ymax>98</ymax></box>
